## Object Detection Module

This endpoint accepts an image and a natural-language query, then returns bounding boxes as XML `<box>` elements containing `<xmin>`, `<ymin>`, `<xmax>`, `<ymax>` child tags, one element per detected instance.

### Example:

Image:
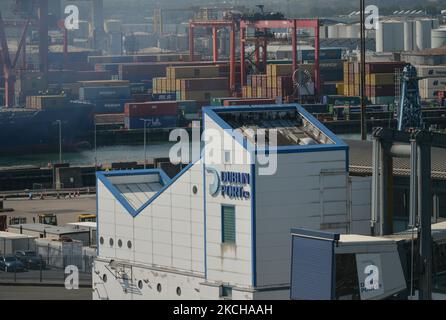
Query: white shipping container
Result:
<box><xmin>0</xmin><ymin>232</ymin><xmax>36</xmax><ymax>255</ymax></box>
<box><xmin>35</xmin><ymin>238</ymin><xmax>83</xmax><ymax>269</ymax></box>
<box><xmin>416</xmin><ymin>65</ymin><xmax>446</xmax><ymax>77</ymax></box>
<box><xmin>419</xmin><ymin>77</ymin><xmax>446</xmax><ymax>89</ymax></box>
<box><xmin>419</xmin><ymin>86</ymin><xmax>440</xmax><ymax>100</ymax></box>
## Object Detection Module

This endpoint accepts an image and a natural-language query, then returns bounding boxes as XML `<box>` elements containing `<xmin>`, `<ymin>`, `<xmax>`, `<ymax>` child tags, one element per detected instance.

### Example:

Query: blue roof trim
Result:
<box><xmin>202</xmin><ymin>109</ymin><xmax>208</xmax><ymax>280</ymax></box>
<box><xmin>96</xmin><ymin>164</ymin><xmax>196</xmax><ymax>218</ymax></box>
<box><xmin>203</xmin><ymin>104</ymin><xmax>348</xmax><ymax>154</ymax></box>
<box><xmin>251</xmin><ymin>163</ymin><xmax>257</xmax><ymax>287</ymax></box>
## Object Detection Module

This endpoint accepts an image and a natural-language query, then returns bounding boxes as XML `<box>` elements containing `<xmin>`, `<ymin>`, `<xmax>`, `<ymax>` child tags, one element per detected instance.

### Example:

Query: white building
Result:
<box><xmin>92</xmin><ymin>104</ymin><xmax>357</xmax><ymax>300</ymax></box>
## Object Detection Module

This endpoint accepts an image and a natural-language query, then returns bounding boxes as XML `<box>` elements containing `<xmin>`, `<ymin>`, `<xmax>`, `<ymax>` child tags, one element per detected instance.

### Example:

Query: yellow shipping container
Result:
<box><xmin>247</xmin><ymin>86</ymin><xmax>252</xmax><ymax>98</ymax></box>
<box><xmin>336</xmin><ymin>83</ymin><xmax>344</xmax><ymax>95</ymax></box>
<box><xmin>257</xmin><ymin>87</ymin><xmax>263</xmax><ymax>98</ymax></box>
<box><xmin>267</xmin><ymin>64</ymin><xmax>293</xmax><ymax>77</ymax></box>
<box><xmin>162</xmin><ymin>78</ymin><xmax>168</xmax><ymax>93</ymax></box>
<box><xmin>343</xmin><ymin>62</ymin><xmax>349</xmax><ymax>76</ymax></box>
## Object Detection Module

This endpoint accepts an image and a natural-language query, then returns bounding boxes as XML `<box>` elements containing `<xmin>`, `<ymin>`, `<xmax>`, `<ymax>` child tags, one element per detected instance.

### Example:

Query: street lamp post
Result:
<box><xmin>55</xmin><ymin>120</ymin><xmax>62</xmax><ymax>163</ymax></box>
<box><xmin>360</xmin><ymin>0</ymin><xmax>367</xmax><ymax>141</ymax></box>
<box><xmin>140</xmin><ymin>119</ymin><xmax>150</xmax><ymax>169</ymax></box>
<box><xmin>94</xmin><ymin>122</ymin><xmax>97</xmax><ymax>168</ymax></box>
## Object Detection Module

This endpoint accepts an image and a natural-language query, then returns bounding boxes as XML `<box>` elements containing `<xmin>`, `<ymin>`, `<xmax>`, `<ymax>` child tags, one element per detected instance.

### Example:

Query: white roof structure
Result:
<box><xmin>67</xmin><ymin>222</ymin><xmax>97</xmax><ymax>229</ymax></box>
<box><xmin>97</xmin><ymin>169</ymin><xmax>171</xmax><ymax>213</ymax></box>
<box><xmin>0</xmin><ymin>231</ymin><xmax>36</xmax><ymax>239</ymax></box>
<box><xmin>339</xmin><ymin>234</ymin><xmax>394</xmax><ymax>243</ymax></box>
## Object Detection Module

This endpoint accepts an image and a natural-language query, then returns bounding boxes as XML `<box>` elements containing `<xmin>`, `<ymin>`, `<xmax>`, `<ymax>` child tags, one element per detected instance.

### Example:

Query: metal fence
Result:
<box><xmin>0</xmin><ymin>255</ymin><xmax>93</xmax><ymax>286</ymax></box>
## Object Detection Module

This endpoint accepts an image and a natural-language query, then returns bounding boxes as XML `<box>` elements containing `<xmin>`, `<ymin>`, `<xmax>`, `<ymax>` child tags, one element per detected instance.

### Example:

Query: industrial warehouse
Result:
<box><xmin>0</xmin><ymin>0</ymin><xmax>445</xmax><ymax>303</ymax></box>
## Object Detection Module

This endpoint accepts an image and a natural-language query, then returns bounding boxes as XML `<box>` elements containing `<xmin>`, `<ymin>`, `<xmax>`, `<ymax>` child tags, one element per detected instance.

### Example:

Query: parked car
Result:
<box><xmin>0</xmin><ymin>255</ymin><xmax>27</xmax><ymax>272</ymax></box>
<box><xmin>15</xmin><ymin>251</ymin><xmax>46</xmax><ymax>270</ymax></box>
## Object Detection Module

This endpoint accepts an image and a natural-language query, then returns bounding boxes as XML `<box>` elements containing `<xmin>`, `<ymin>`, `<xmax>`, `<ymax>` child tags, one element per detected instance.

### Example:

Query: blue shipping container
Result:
<box><xmin>152</xmin><ymin>92</ymin><xmax>176</xmax><ymax>101</ymax></box>
<box><xmin>90</xmin><ymin>98</ymin><xmax>133</xmax><ymax>114</ymax></box>
<box><xmin>320</xmin><ymin>69</ymin><xmax>344</xmax><ymax>82</ymax></box>
<box><xmin>80</xmin><ymin>86</ymin><xmax>131</xmax><ymax>101</ymax></box>
<box><xmin>177</xmin><ymin>100</ymin><xmax>198</xmax><ymax>114</ymax></box>
<box><xmin>125</xmin><ymin>116</ymin><xmax>178</xmax><ymax>129</ymax></box>
<box><xmin>299</xmin><ymin>48</ymin><xmax>342</xmax><ymax>61</ymax></box>
<box><xmin>96</xmin><ymin>63</ymin><xmax>121</xmax><ymax>75</ymax></box>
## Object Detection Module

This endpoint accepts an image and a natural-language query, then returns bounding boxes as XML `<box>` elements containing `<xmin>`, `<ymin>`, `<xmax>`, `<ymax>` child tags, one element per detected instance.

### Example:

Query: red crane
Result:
<box><xmin>189</xmin><ymin>20</ymin><xmax>237</xmax><ymax>94</ymax></box>
<box><xmin>188</xmin><ymin>18</ymin><xmax>321</xmax><ymax>98</ymax></box>
<box><xmin>239</xmin><ymin>19</ymin><xmax>321</xmax><ymax>97</ymax></box>
<box><xmin>0</xmin><ymin>12</ymin><xmax>32</xmax><ymax>107</ymax></box>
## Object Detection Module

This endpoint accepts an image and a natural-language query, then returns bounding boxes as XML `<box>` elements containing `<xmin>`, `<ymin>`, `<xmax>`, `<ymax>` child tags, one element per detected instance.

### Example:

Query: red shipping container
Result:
<box><xmin>125</xmin><ymin>101</ymin><xmax>178</xmax><ymax>117</ymax></box>
<box><xmin>367</xmin><ymin>85</ymin><xmax>396</xmax><ymax>96</ymax></box>
<box><xmin>179</xmin><ymin>78</ymin><xmax>229</xmax><ymax>91</ymax></box>
<box><xmin>365</xmin><ymin>62</ymin><xmax>406</xmax><ymax>74</ymax></box>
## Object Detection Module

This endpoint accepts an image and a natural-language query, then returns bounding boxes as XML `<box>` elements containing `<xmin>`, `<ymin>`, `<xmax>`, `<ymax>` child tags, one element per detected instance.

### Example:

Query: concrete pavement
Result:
<box><xmin>2</xmin><ymin>195</ymin><xmax>96</xmax><ymax>226</ymax></box>
<box><xmin>0</xmin><ymin>285</ymin><xmax>92</xmax><ymax>300</ymax></box>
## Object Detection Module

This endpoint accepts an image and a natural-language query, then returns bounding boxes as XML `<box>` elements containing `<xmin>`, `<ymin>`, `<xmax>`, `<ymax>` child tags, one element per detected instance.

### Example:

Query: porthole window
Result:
<box><xmin>127</xmin><ymin>240</ymin><xmax>132</xmax><ymax>249</ymax></box>
<box><xmin>109</xmin><ymin>238</ymin><xmax>114</xmax><ymax>247</ymax></box>
<box><xmin>102</xmin><ymin>274</ymin><xmax>107</xmax><ymax>283</ymax></box>
<box><xmin>118</xmin><ymin>239</ymin><xmax>123</xmax><ymax>248</ymax></box>
<box><xmin>176</xmin><ymin>287</ymin><xmax>181</xmax><ymax>296</ymax></box>
<box><xmin>192</xmin><ymin>186</ymin><xmax>198</xmax><ymax>194</ymax></box>
<box><xmin>157</xmin><ymin>283</ymin><xmax>162</xmax><ymax>292</ymax></box>
<box><xmin>138</xmin><ymin>280</ymin><xmax>143</xmax><ymax>290</ymax></box>
<box><xmin>99</xmin><ymin>237</ymin><xmax>104</xmax><ymax>245</ymax></box>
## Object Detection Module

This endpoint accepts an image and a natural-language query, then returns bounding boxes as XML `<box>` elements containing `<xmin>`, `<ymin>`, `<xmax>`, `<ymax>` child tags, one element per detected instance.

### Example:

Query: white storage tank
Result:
<box><xmin>416</xmin><ymin>19</ymin><xmax>432</xmax><ymax>50</ymax></box>
<box><xmin>319</xmin><ymin>25</ymin><xmax>328</xmax><ymax>39</ymax></box>
<box><xmin>337</xmin><ymin>24</ymin><xmax>348</xmax><ymax>38</ymax></box>
<box><xmin>376</xmin><ymin>21</ymin><xmax>404</xmax><ymax>52</ymax></box>
<box><xmin>431</xmin><ymin>28</ymin><xmax>446</xmax><ymax>48</ymax></box>
<box><xmin>327</xmin><ymin>24</ymin><xmax>339</xmax><ymax>38</ymax></box>
<box><xmin>404</xmin><ymin>21</ymin><xmax>416</xmax><ymax>51</ymax></box>
<box><xmin>346</xmin><ymin>23</ymin><xmax>360</xmax><ymax>38</ymax></box>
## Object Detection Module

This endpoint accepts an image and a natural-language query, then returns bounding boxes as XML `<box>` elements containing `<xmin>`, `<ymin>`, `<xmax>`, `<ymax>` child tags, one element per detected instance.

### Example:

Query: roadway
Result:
<box><xmin>2</xmin><ymin>195</ymin><xmax>96</xmax><ymax>226</ymax></box>
<box><xmin>0</xmin><ymin>285</ymin><xmax>92</xmax><ymax>300</ymax></box>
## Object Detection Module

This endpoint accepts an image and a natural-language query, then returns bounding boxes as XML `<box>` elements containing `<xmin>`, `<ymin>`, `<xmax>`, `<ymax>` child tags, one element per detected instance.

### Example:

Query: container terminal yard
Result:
<box><xmin>0</xmin><ymin>0</ymin><xmax>445</xmax><ymax>302</ymax></box>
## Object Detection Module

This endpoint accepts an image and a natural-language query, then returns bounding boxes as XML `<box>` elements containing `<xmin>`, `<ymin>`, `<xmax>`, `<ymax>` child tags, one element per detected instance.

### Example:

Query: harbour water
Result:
<box><xmin>0</xmin><ymin>134</ymin><xmax>366</xmax><ymax>168</ymax></box>
<box><xmin>0</xmin><ymin>143</ymin><xmax>175</xmax><ymax>167</ymax></box>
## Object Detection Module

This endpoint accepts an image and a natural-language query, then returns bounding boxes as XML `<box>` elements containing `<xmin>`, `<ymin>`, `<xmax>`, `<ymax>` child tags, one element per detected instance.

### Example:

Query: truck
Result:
<box><xmin>38</xmin><ymin>214</ymin><xmax>57</xmax><ymax>226</ymax></box>
<box><xmin>78</xmin><ymin>214</ymin><xmax>96</xmax><ymax>223</ymax></box>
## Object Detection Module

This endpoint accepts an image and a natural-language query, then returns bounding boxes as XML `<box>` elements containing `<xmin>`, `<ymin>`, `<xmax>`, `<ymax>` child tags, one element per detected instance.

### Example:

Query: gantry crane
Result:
<box><xmin>189</xmin><ymin>12</ymin><xmax>321</xmax><ymax>97</ymax></box>
<box><xmin>0</xmin><ymin>0</ymin><xmax>106</xmax><ymax>107</ymax></box>
<box><xmin>0</xmin><ymin>1</ymin><xmax>35</xmax><ymax>107</ymax></box>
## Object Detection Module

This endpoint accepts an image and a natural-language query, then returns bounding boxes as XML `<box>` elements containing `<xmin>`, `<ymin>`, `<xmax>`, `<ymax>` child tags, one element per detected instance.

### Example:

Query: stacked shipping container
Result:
<box><xmin>242</xmin><ymin>61</ymin><xmax>344</xmax><ymax>99</ymax></box>
<box><xmin>416</xmin><ymin>65</ymin><xmax>446</xmax><ymax>100</ymax></box>
<box><xmin>153</xmin><ymin>64</ymin><xmax>233</xmax><ymax>105</ymax></box>
<box><xmin>25</xmin><ymin>95</ymin><xmax>68</xmax><ymax>110</ymax></box>
<box><xmin>124</xmin><ymin>101</ymin><xmax>178</xmax><ymax>129</ymax></box>
<box><xmin>343</xmin><ymin>61</ymin><xmax>406</xmax><ymax>104</ymax></box>
<box><xmin>124</xmin><ymin>100</ymin><xmax>200</xmax><ymax>129</ymax></box>
<box><xmin>77</xmin><ymin>80</ymin><xmax>133</xmax><ymax>114</ymax></box>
